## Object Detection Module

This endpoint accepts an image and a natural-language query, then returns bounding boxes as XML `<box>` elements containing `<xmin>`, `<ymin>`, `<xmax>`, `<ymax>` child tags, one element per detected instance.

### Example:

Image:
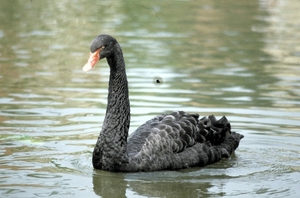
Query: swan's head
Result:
<box><xmin>83</xmin><ymin>34</ymin><xmax>117</xmax><ymax>72</ymax></box>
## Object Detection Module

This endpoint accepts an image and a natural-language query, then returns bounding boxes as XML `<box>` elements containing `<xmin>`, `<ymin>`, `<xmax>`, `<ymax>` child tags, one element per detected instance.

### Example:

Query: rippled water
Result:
<box><xmin>1</xmin><ymin>0</ymin><xmax>300</xmax><ymax>197</ymax></box>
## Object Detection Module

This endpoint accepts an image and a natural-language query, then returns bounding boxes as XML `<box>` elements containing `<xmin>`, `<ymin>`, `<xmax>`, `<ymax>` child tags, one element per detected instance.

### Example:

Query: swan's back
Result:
<box><xmin>122</xmin><ymin>111</ymin><xmax>243</xmax><ymax>172</ymax></box>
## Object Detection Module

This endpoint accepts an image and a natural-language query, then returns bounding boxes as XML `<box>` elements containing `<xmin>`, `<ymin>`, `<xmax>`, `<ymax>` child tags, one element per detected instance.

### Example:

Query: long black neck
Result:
<box><xmin>92</xmin><ymin>43</ymin><xmax>130</xmax><ymax>170</ymax></box>
<box><xmin>103</xmin><ymin>43</ymin><xmax>130</xmax><ymax>132</ymax></box>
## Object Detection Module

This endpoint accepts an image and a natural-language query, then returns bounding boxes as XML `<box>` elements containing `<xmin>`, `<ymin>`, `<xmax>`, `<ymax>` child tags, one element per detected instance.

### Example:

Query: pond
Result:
<box><xmin>0</xmin><ymin>0</ymin><xmax>300</xmax><ymax>197</ymax></box>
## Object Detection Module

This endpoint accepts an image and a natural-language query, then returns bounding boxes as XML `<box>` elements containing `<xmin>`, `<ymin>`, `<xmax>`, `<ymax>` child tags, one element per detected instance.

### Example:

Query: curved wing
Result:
<box><xmin>126</xmin><ymin>111</ymin><xmax>232</xmax><ymax>157</ymax></box>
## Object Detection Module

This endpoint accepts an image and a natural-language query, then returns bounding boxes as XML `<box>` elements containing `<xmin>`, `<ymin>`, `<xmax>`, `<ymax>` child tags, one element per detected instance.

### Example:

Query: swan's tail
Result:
<box><xmin>218</xmin><ymin>131</ymin><xmax>244</xmax><ymax>157</ymax></box>
<box><xmin>197</xmin><ymin>115</ymin><xmax>244</xmax><ymax>157</ymax></box>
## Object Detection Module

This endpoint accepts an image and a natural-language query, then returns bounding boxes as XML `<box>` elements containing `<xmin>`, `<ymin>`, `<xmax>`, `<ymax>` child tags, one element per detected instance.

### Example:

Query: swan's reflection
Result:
<box><xmin>93</xmin><ymin>170</ymin><xmax>127</xmax><ymax>198</ymax></box>
<box><xmin>92</xmin><ymin>168</ymin><xmax>223</xmax><ymax>198</ymax></box>
<box><xmin>92</xmin><ymin>154</ymin><xmax>241</xmax><ymax>197</ymax></box>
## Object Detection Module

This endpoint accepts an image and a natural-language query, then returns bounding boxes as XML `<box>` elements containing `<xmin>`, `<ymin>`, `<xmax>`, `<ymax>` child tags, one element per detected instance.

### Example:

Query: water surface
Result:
<box><xmin>1</xmin><ymin>0</ymin><xmax>300</xmax><ymax>197</ymax></box>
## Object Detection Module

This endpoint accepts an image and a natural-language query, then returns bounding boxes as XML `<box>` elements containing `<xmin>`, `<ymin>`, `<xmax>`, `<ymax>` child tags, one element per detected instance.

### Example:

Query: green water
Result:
<box><xmin>0</xmin><ymin>0</ymin><xmax>299</xmax><ymax>197</ymax></box>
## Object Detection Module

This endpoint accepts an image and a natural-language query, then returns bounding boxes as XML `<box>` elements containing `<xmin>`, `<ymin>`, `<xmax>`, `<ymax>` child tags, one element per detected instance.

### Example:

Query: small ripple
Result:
<box><xmin>49</xmin><ymin>44</ymin><xmax>67</xmax><ymax>50</ymax></box>
<box><xmin>211</xmin><ymin>67</ymin><xmax>254</xmax><ymax>77</ymax></box>
<box><xmin>27</xmin><ymin>173</ymin><xmax>62</xmax><ymax>179</ymax></box>
<box><xmin>18</xmin><ymin>30</ymin><xmax>55</xmax><ymax>37</ymax></box>
<box><xmin>14</xmin><ymin>62</ymin><xmax>29</xmax><ymax>67</ymax></box>
<box><xmin>217</xmin><ymin>86</ymin><xmax>254</xmax><ymax>93</ymax></box>
<box><xmin>221</xmin><ymin>96</ymin><xmax>252</xmax><ymax>101</ymax></box>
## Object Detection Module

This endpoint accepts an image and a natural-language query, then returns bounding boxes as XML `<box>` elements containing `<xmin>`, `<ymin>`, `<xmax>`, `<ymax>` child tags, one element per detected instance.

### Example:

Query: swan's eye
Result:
<box><xmin>101</xmin><ymin>45</ymin><xmax>106</xmax><ymax>50</ymax></box>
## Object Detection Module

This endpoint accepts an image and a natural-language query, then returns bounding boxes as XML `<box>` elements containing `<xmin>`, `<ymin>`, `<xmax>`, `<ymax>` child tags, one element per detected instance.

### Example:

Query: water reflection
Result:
<box><xmin>92</xmin><ymin>153</ymin><xmax>247</xmax><ymax>198</ymax></box>
<box><xmin>93</xmin><ymin>171</ymin><xmax>127</xmax><ymax>198</ymax></box>
<box><xmin>1</xmin><ymin>0</ymin><xmax>300</xmax><ymax>197</ymax></box>
<box><xmin>92</xmin><ymin>169</ymin><xmax>220</xmax><ymax>198</ymax></box>
<box><xmin>256</xmin><ymin>0</ymin><xmax>300</xmax><ymax>108</ymax></box>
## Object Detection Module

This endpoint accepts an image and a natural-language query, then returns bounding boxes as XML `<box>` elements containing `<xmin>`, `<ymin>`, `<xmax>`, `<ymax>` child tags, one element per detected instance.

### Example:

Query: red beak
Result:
<box><xmin>82</xmin><ymin>48</ymin><xmax>101</xmax><ymax>72</ymax></box>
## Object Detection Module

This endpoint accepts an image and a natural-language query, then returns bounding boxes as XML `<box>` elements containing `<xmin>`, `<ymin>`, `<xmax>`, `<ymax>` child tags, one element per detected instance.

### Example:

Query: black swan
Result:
<box><xmin>83</xmin><ymin>34</ymin><xmax>244</xmax><ymax>172</ymax></box>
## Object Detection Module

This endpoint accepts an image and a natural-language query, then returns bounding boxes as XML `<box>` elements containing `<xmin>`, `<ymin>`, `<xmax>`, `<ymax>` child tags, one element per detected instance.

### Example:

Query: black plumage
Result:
<box><xmin>82</xmin><ymin>34</ymin><xmax>244</xmax><ymax>172</ymax></box>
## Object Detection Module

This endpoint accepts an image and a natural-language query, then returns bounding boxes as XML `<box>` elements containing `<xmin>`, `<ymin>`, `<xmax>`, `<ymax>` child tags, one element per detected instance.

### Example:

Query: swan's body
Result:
<box><xmin>83</xmin><ymin>34</ymin><xmax>243</xmax><ymax>172</ymax></box>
